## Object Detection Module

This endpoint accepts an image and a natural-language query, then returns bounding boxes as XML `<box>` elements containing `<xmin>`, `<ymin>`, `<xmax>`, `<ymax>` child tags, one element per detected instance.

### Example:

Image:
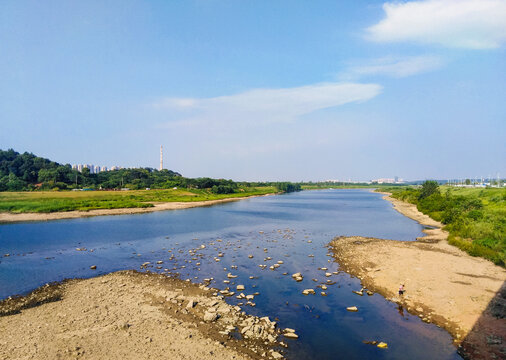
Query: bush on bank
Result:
<box><xmin>385</xmin><ymin>182</ymin><xmax>505</xmax><ymax>266</ymax></box>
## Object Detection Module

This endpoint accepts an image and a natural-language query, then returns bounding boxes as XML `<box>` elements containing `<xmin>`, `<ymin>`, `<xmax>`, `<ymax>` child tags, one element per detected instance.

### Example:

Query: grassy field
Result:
<box><xmin>384</xmin><ymin>185</ymin><xmax>506</xmax><ymax>266</ymax></box>
<box><xmin>0</xmin><ymin>187</ymin><xmax>278</xmax><ymax>213</ymax></box>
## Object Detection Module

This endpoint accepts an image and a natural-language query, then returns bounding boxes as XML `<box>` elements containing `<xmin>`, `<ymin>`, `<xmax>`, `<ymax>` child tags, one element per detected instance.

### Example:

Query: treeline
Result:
<box><xmin>388</xmin><ymin>181</ymin><xmax>505</xmax><ymax>266</ymax></box>
<box><xmin>0</xmin><ymin>149</ymin><xmax>302</xmax><ymax>194</ymax></box>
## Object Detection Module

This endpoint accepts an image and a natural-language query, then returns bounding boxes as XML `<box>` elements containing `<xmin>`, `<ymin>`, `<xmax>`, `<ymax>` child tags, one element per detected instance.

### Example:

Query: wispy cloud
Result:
<box><xmin>153</xmin><ymin>82</ymin><xmax>382</xmax><ymax>127</ymax></box>
<box><xmin>367</xmin><ymin>0</ymin><xmax>506</xmax><ymax>49</ymax></box>
<box><xmin>342</xmin><ymin>55</ymin><xmax>445</xmax><ymax>79</ymax></box>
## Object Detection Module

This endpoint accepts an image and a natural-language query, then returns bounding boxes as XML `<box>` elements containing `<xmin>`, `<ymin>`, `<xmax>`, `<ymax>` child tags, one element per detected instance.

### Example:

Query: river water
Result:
<box><xmin>0</xmin><ymin>189</ymin><xmax>460</xmax><ymax>359</ymax></box>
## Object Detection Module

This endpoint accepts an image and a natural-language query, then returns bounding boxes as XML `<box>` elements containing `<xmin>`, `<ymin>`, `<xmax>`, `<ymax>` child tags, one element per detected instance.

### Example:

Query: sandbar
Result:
<box><xmin>329</xmin><ymin>192</ymin><xmax>506</xmax><ymax>359</ymax></box>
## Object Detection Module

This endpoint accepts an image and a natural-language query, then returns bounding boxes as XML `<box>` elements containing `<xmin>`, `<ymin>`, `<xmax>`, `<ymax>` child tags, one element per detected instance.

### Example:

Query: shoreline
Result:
<box><xmin>330</xmin><ymin>192</ymin><xmax>506</xmax><ymax>359</ymax></box>
<box><xmin>0</xmin><ymin>194</ymin><xmax>274</xmax><ymax>224</ymax></box>
<box><xmin>0</xmin><ymin>270</ymin><xmax>291</xmax><ymax>360</ymax></box>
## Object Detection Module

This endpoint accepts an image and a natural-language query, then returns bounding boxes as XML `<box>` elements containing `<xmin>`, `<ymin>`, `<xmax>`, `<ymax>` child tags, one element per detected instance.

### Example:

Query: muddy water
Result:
<box><xmin>0</xmin><ymin>189</ymin><xmax>461</xmax><ymax>359</ymax></box>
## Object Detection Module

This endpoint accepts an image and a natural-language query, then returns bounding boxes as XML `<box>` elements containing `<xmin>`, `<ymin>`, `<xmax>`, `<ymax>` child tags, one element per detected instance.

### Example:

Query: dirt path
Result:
<box><xmin>0</xmin><ymin>271</ymin><xmax>291</xmax><ymax>360</ymax></box>
<box><xmin>329</xmin><ymin>192</ymin><xmax>506</xmax><ymax>359</ymax></box>
<box><xmin>0</xmin><ymin>194</ymin><xmax>272</xmax><ymax>224</ymax></box>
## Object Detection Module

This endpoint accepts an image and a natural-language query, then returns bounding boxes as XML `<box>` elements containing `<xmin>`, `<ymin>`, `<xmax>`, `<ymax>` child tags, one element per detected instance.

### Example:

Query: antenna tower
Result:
<box><xmin>160</xmin><ymin>145</ymin><xmax>163</xmax><ymax>171</ymax></box>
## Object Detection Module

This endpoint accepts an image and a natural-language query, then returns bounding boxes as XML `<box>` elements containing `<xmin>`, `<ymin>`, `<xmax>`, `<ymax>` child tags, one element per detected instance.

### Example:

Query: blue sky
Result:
<box><xmin>1</xmin><ymin>0</ymin><xmax>505</xmax><ymax>181</ymax></box>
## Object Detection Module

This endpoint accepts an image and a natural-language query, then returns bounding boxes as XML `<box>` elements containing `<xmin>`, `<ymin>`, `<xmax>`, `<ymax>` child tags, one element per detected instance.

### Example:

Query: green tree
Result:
<box><xmin>419</xmin><ymin>180</ymin><xmax>439</xmax><ymax>199</ymax></box>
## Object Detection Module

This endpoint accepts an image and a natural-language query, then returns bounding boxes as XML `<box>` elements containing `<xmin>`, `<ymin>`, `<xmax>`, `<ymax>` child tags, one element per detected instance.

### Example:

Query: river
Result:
<box><xmin>0</xmin><ymin>189</ymin><xmax>461</xmax><ymax>359</ymax></box>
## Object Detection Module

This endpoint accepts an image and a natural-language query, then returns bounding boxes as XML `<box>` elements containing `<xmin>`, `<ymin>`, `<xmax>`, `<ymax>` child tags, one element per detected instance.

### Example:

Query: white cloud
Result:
<box><xmin>367</xmin><ymin>0</ymin><xmax>506</xmax><ymax>49</ymax></box>
<box><xmin>344</xmin><ymin>55</ymin><xmax>445</xmax><ymax>78</ymax></box>
<box><xmin>153</xmin><ymin>82</ymin><xmax>382</xmax><ymax>126</ymax></box>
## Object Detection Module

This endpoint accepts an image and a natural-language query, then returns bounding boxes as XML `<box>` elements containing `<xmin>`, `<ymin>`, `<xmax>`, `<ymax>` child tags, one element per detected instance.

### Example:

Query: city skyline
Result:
<box><xmin>1</xmin><ymin>1</ymin><xmax>505</xmax><ymax>181</ymax></box>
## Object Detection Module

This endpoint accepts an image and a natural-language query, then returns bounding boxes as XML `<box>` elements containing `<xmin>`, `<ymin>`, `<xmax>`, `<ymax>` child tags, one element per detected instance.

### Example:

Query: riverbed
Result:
<box><xmin>0</xmin><ymin>189</ymin><xmax>461</xmax><ymax>359</ymax></box>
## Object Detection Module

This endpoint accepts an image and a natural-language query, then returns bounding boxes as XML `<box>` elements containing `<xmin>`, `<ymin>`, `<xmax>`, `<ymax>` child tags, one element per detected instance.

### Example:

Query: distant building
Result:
<box><xmin>372</xmin><ymin>178</ymin><xmax>405</xmax><ymax>184</ymax></box>
<box><xmin>71</xmin><ymin>164</ymin><xmax>121</xmax><ymax>173</ymax></box>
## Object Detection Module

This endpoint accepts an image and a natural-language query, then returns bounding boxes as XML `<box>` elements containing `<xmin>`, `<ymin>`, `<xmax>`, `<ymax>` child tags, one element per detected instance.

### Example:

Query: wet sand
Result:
<box><xmin>330</xmin><ymin>192</ymin><xmax>506</xmax><ymax>359</ymax></box>
<box><xmin>0</xmin><ymin>271</ymin><xmax>290</xmax><ymax>360</ymax></box>
<box><xmin>0</xmin><ymin>194</ymin><xmax>273</xmax><ymax>224</ymax></box>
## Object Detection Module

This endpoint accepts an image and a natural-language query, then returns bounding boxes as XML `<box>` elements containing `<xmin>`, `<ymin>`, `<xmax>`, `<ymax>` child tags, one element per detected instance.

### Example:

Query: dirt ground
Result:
<box><xmin>0</xmin><ymin>195</ymin><xmax>271</xmax><ymax>224</ymax></box>
<box><xmin>330</xmin><ymin>192</ymin><xmax>506</xmax><ymax>359</ymax></box>
<box><xmin>0</xmin><ymin>271</ymin><xmax>290</xmax><ymax>360</ymax></box>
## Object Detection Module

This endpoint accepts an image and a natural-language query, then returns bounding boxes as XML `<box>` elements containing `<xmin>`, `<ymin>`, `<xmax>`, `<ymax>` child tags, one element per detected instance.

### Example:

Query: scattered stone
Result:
<box><xmin>291</xmin><ymin>273</ymin><xmax>303</xmax><ymax>282</ymax></box>
<box><xmin>346</xmin><ymin>306</ymin><xmax>358</xmax><ymax>312</ymax></box>
<box><xmin>203</xmin><ymin>311</ymin><xmax>219</xmax><ymax>322</ymax></box>
<box><xmin>186</xmin><ymin>299</ymin><xmax>198</xmax><ymax>309</ymax></box>
<box><xmin>302</xmin><ymin>289</ymin><xmax>315</xmax><ymax>295</ymax></box>
<box><xmin>90</xmin><ymin>265</ymin><xmax>97</xmax><ymax>270</ymax></box>
<box><xmin>270</xmin><ymin>350</ymin><xmax>283</xmax><ymax>359</ymax></box>
<box><xmin>237</xmin><ymin>285</ymin><xmax>245</xmax><ymax>291</ymax></box>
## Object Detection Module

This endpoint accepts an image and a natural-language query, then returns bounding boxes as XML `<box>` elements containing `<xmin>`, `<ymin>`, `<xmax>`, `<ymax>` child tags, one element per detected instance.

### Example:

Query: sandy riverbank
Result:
<box><xmin>0</xmin><ymin>271</ymin><xmax>292</xmax><ymax>360</ymax></box>
<box><xmin>330</xmin><ymin>192</ymin><xmax>506</xmax><ymax>359</ymax></box>
<box><xmin>0</xmin><ymin>194</ymin><xmax>272</xmax><ymax>224</ymax></box>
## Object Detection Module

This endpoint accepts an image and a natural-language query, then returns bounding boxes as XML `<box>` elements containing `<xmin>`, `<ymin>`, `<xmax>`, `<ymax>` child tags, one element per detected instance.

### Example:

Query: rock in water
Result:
<box><xmin>283</xmin><ymin>331</ymin><xmax>299</xmax><ymax>339</ymax></box>
<box><xmin>90</xmin><ymin>265</ymin><xmax>97</xmax><ymax>270</ymax></box>
<box><xmin>346</xmin><ymin>306</ymin><xmax>358</xmax><ymax>312</ymax></box>
<box><xmin>302</xmin><ymin>289</ymin><xmax>315</xmax><ymax>295</ymax></box>
<box><xmin>377</xmin><ymin>342</ymin><xmax>388</xmax><ymax>349</ymax></box>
